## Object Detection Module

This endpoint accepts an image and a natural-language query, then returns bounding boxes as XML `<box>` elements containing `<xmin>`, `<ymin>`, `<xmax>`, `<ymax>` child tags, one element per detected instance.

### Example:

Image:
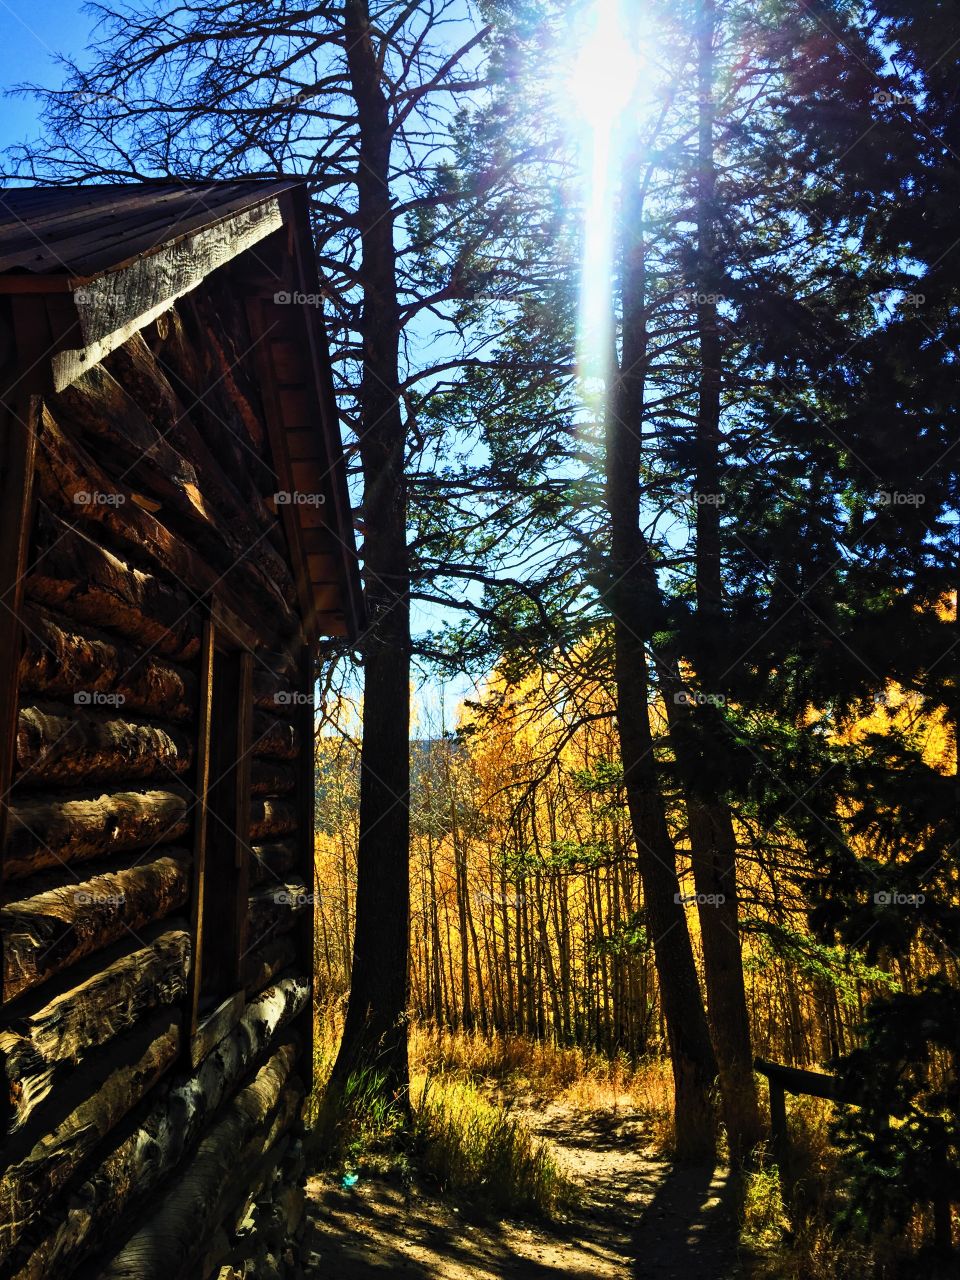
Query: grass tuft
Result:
<box><xmin>410</xmin><ymin>1071</ymin><xmax>573</xmax><ymax>1213</ymax></box>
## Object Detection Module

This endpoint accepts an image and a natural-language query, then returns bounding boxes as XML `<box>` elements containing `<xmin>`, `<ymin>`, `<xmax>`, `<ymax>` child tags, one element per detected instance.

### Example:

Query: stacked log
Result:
<box><xmin>0</xmin><ymin>1010</ymin><xmax>182</xmax><ymax>1262</ymax></box>
<box><xmin>18</xmin><ymin>606</ymin><xmax>196</xmax><ymax>722</ymax></box>
<box><xmin>1</xmin><ymin>853</ymin><xmax>191</xmax><ymax>1001</ymax></box>
<box><xmin>3</xmin><ymin>786</ymin><xmax>191</xmax><ymax>880</ymax></box>
<box><xmin>6</xmin><ymin>976</ymin><xmax>308</xmax><ymax>1280</ymax></box>
<box><xmin>26</xmin><ymin>506</ymin><xmax>201</xmax><ymax>661</ymax></box>
<box><xmin>15</xmin><ymin>704</ymin><xmax>193</xmax><ymax>787</ymax></box>
<box><xmin>250</xmin><ymin>799</ymin><xmax>298</xmax><ymax>843</ymax></box>
<box><xmin>0</xmin><ymin>247</ymin><xmax>318</xmax><ymax>1280</ymax></box>
<box><xmin>0</xmin><ymin>925</ymin><xmax>191</xmax><ymax>1130</ymax></box>
<box><xmin>96</xmin><ymin>1043</ymin><xmax>304</xmax><ymax>1280</ymax></box>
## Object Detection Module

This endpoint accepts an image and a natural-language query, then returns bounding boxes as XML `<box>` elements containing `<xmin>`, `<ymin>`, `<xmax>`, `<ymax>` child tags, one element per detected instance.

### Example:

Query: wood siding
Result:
<box><xmin>0</xmin><ymin>248</ymin><xmax>323</xmax><ymax>1280</ymax></box>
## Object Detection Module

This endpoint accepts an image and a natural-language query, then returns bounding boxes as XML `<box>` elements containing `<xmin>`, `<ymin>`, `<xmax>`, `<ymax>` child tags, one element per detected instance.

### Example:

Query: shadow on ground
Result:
<box><xmin>300</xmin><ymin>1102</ymin><xmax>753</xmax><ymax>1279</ymax></box>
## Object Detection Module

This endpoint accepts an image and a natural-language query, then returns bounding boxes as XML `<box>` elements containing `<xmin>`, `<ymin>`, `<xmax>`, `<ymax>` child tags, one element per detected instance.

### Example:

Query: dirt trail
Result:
<box><xmin>302</xmin><ymin>1101</ymin><xmax>751</xmax><ymax>1278</ymax></box>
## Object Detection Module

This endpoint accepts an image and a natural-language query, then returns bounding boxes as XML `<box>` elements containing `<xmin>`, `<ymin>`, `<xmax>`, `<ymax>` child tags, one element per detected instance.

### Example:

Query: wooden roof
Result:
<box><xmin>0</xmin><ymin>179</ymin><xmax>362</xmax><ymax>642</ymax></box>
<box><xmin>0</xmin><ymin>180</ymin><xmax>296</xmax><ymax>278</ymax></box>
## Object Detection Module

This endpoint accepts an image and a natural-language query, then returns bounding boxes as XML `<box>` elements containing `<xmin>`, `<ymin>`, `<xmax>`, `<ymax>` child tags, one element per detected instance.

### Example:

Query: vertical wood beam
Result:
<box><xmin>188</xmin><ymin>620</ymin><xmax>216</xmax><ymax>1039</ymax></box>
<box><xmin>233</xmin><ymin>650</ymin><xmax>254</xmax><ymax>990</ymax></box>
<box><xmin>297</xmin><ymin>639</ymin><xmax>318</xmax><ymax>1093</ymax></box>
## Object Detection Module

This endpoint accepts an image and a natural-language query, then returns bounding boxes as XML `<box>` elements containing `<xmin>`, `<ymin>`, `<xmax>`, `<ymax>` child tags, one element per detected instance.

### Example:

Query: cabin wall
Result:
<box><xmin>0</xmin><ymin>262</ymin><xmax>316</xmax><ymax>1280</ymax></box>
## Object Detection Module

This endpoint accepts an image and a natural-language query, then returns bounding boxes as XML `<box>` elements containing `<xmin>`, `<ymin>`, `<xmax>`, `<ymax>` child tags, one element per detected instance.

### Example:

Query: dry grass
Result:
<box><xmin>308</xmin><ymin>1009</ymin><xmax>573</xmax><ymax>1215</ymax></box>
<box><xmin>743</xmin><ymin>1094</ymin><xmax>917</xmax><ymax>1280</ymax></box>
<box><xmin>409</xmin><ymin>1024</ymin><xmax>677</xmax><ymax>1155</ymax></box>
<box><xmin>410</xmin><ymin>1070</ymin><xmax>572</xmax><ymax>1213</ymax></box>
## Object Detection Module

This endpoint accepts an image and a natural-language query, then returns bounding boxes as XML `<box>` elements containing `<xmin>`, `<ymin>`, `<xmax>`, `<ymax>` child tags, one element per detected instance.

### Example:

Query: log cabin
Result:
<box><xmin>0</xmin><ymin>180</ymin><xmax>362</xmax><ymax>1278</ymax></box>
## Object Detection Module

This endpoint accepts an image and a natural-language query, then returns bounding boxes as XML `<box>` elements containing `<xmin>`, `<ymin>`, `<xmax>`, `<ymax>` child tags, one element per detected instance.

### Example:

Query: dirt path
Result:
<box><xmin>302</xmin><ymin>1101</ymin><xmax>751</xmax><ymax>1278</ymax></box>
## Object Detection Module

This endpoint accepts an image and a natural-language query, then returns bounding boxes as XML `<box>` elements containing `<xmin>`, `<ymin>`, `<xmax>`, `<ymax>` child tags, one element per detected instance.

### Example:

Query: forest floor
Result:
<box><xmin>302</xmin><ymin>1096</ymin><xmax>753</xmax><ymax>1278</ymax></box>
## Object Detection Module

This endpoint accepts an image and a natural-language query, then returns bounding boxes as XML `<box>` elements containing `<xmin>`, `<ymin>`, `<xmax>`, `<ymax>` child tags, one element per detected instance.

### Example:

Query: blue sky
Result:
<box><xmin>0</xmin><ymin>0</ymin><xmax>482</xmax><ymax>729</ymax></box>
<box><xmin>0</xmin><ymin>0</ymin><xmax>94</xmax><ymax>147</ymax></box>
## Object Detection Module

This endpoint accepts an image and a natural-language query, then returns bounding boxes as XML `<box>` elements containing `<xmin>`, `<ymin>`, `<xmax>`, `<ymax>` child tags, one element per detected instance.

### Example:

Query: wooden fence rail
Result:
<box><xmin>754</xmin><ymin>1056</ymin><xmax>953</xmax><ymax>1255</ymax></box>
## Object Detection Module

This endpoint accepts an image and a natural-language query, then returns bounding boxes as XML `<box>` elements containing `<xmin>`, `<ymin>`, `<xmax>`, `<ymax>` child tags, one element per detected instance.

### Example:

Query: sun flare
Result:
<box><xmin>569</xmin><ymin>1</ymin><xmax>641</xmax><ymax>409</ymax></box>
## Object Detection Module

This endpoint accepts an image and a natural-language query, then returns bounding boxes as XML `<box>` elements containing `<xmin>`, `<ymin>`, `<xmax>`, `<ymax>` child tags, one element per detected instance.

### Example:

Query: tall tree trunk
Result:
<box><xmin>448</xmin><ymin>763</ymin><xmax>474</xmax><ymax>1030</ymax></box>
<box><xmin>330</xmin><ymin>0</ymin><xmax>410</xmax><ymax>1100</ymax></box>
<box><xmin>607</xmin><ymin>156</ymin><xmax>719</xmax><ymax>1161</ymax></box>
<box><xmin>684</xmin><ymin>0</ymin><xmax>763</xmax><ymax>1163</ymax></box>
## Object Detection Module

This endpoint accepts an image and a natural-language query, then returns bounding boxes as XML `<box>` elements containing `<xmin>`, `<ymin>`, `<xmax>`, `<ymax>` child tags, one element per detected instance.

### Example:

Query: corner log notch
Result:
<box><xmin>0</xmin><ymin>178</ymin><xmax>361</xmax><ymax>1280</ymax></box>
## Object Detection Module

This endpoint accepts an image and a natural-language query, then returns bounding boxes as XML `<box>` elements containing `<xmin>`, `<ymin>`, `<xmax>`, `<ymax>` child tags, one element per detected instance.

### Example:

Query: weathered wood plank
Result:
<box><xmin>241</xmin><ymin>935</ymin><xmax>297</xmax><ymax>993</ymax></box>
<box><xmin>8</xmin><ymin>976</ymin><xmax>308</xmax><ymax>1280</ymax></box>
<box><xmin>50</xmin><ymin>196</ymin><xmax>285</xmax><ymax>387</ymax></box>
<box><xmin>3</xmin><ymin>786</ymin><xmax>190</xmax><ymax>881</ymax></box>
<box><xmin>249</xmin><ymin>798</ymin><xmax>297</xmax><ymax>842</ymax></box>
<box><xmin>753</xmin><ymin>1057</ymin><xmax>844</xmax><ymax>1102</ymax></box>
<box><xmin>26</xmin><ymin>506</ymin><xmax>201</xmax><ymax>661</ymax></box>
<box><xmin>1</xmin><ymin>852</ymin><xmax>191</xmax><ymax>1001</ymax></box>
<box><xmin>18</xmin><ymin>606</ymin><xmax>196</xmax><ymax>722</ymax></box>
<box><xmin>248</xmin><ymin>841</ymin><xmax>298</xmax><ymax>886</ymax></box>
<box><xmin>96</xmin><ymin>1044</ymin><xmax>302</xmax><ymax>1280</ymax></box>
<box><xmin>0</xmin><ymin>1010</ymin><xmax>181</xmax><ymax>1262</ymax></box>
<box><xmin>15</xmin><ymin>704</ymin><xmax>193</xmax><ymax>788</ymax></box>
<box><xmin>252</xmin><ymin>711</ymin><xmax>299</xmax><ymax>761</ymax></box>
<box><xmin>0</xmin><ymin>926</ymin><xmax>190</xmax><ymax>1130</ymax></box>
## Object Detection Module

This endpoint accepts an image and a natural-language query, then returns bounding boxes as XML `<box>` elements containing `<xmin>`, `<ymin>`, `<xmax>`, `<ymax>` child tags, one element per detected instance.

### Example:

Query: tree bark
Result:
<box><xmin>683</xmin><ymin>0</ymin><xmax>763</xmax><ymax>1164</ymax></box>
<box><xmin>606</xmin><ymin>153</ymin><xmax>719</xmax><ymax>1161</ymax></box>
<box><xmin>329</xmin><ymin>0</ymin><xmax>411</xmax><ymax>1102</ymax></box>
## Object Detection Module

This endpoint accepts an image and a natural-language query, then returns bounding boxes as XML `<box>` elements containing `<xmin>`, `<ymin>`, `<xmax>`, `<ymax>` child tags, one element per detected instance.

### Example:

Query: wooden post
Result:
<box><xmin>768</xmin><ymin>1078</ymin><xmax>789</xmax><ymax>1173</ymax></box>
<box><xmin>188</xmin><ymin>621</ymin><xmax>216</xmax><ymax>1040</ymax></box>
<box><xmin>297</xmin><ymin>638</ymin><xmax>318</xmax><ymax>1097</ymax></box>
